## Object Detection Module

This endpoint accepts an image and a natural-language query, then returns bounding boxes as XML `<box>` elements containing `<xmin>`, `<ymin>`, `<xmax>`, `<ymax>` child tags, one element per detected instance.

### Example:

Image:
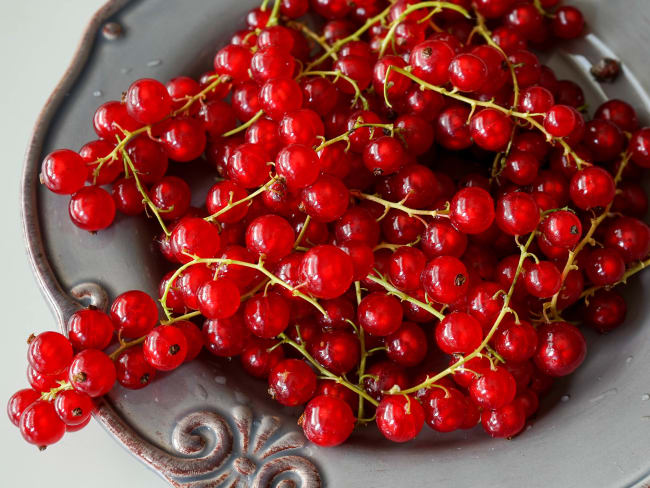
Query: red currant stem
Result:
<box><xmin>108</xmin><ymin>335</ymin><xmax>147</xmax><ymax>361</ymax></box>
<box><xmin>473</xmin><ymin>10</ymin><xmax>520</xmax><ymax>109</ymax></box>
<box><xmin>221</xmin><ymin>110</ymin><xmax>265</xmax><ymax>138</ymax></box>
<box><xmin>260</xmin><ymin>0</ymin><xmax>271</xmax><ymax>10</ymax></box>
<box><xmin>366</xmin><ymin>273</ymin><xmax>446</xmax><ymax>321</ymax></box>
<box><xmin>546</xmin><ymin>152</ymin><xmax>631</xmax><ymax>318</ymax></box>
<box><xmin>288</xmin><ymin>21</ymin><xmax>338</xmax><ymax>62</ymax></box>
<box><xmin>374</xmin><ymin>236</ymin><xmax>421</xmax><ymax>251</ymax></box>
<box><xmin>204</xmin><ymin>178</ymin><xmax>276</xmax><ymax>223</ymax></box>
<box><xmin>400</xmin><ymin>230</ymin><xmax>537</xmax><ymax>395</ymax></box>
<box><xmin>160</xmin><ymin>310</ymin><xmax>201</xmax><ymax>325</ymax></box>
<box><xmin>293</xmin><ymin>215</ymin><xmax>311</xmax><ymax>249</ymax></box>
<box><xmin>313</xmin><ymin>122</ymin><xmax>393</xmax><ymax>152</ymax></box>
<box><xmin>91</xmin><ymin>76</ymin><xmax>226</xmax><ymax>181</ymax></box>
<box><xmin>351</xmin><ymin>189</ymin><xmax>450</xmax><ymax>219</ymax></box>
<box><xmin>484</xmin><ymin>344</ymin><xmax>505</xmax><ymax>364</ymax></box>
<box><xmin>278</xmin><ymin>332</ymin><xmax>380</xmax><ymax>407</ymax></box>
<box><xmin>356</xmin><ymin>413</ymin><xmax>377</xmax><ymax>424</ymax></box>
<box><xmin>265</xmin><ymin>0</ymin><xmax>282</xmax><ymax>27</ymax></box>
<box><xmin>386</xmin><ymin>65</ymin><xmax>589</xmax><ymax>169</ymax></box>
<box><xmin>160</xmin><ymin>257</ymin><xmax>328</xmax><ymax>320</ymax></box>
<box><xmin>532</xmin><ymin>0</ymin><xmax>553</xmax><ymax>17</ymax></box>
<box><xmin>366</xmin><ymin>346</ymin><xmax>387</xmax><ymax>355</ymax></box>
<box><xmin>353</xmin><ymin>281</ymin><xmax>370</xmax><ymax>421</ymax></box>
<box><xmin>298</xmin><ymin>70</ymin><xmax>369</xmax><ymax>110</ymax></box>
<box><xmin>579</xmin><ymin>257</ymin><xmax>650</xmax><ymax>301</ymax></box>
<box><xmin>40</xmin><ymin>380</ymin><xmax>73</xmax><ymax>402</ymax></box>
<box><xmin>378</xmin><ymin>1</ymin><xmax>471</xmax><ymax>57</ymax></box>
<box><xmin>120</xmin><ymin>145</ymin><xmax>172</xmax><ymax>236</ymax></box>
<box><xmin>304</xmin><ymin>3</ymin><xmax>394</xmax><ymax>71</ymax></box>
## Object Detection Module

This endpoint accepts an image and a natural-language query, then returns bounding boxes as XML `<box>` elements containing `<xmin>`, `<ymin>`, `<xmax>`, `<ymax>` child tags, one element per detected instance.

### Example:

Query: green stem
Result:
<box><xmin>579</xmin><ymin>256</ymin><xmax>650</xmax><ymax>301</ymax></box>
<box><xmin>294</xmin><ymin>215</ymin><xmax>311</xmax><ymax>249</ymax></box>
<box><xmin>108</xmin><ymin>336</ymin><xmax>147</xmax><ymax>361</ymax></box>
<box><xmin>40</xmin><ymin>381</ymin><xmax>73</xmax><ymax>402</ymax></box>
<box><xmin>351</xmin><ymin>190</ymin><xmax>449</xmax><ymax>219</ymax></box>
<box><xmin>298</xmin><ymin>70</ymin><xmax>369</xmax><ymax>110</ymax></box>
<box><xmin>204</xmin><ymin>178</ymin><xmax>275</xmax><ymax>223</ymax></box>
<box><xmin>366</xmin><ymin>274</ymin><xmax>445</xmax><ymax>321</ymax></box>
<box><xmin>222</xmin><ymin>110</ymin><xmax>264</xmax><ymax>138</ymax></box>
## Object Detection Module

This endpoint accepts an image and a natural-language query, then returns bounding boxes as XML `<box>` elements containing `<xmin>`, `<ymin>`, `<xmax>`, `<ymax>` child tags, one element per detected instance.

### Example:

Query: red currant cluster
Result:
<box><xmin>11</xmin><ymin>0</ymin><xmax>650</xmax><ymax>451</ymax></box>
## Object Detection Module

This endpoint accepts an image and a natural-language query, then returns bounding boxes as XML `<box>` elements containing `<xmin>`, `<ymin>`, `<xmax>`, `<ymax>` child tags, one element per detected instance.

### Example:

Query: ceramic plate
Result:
<box><xmin>22</xmin><ymin>0</ymin><xmax>650</xmax><ymax>486</ymax></box>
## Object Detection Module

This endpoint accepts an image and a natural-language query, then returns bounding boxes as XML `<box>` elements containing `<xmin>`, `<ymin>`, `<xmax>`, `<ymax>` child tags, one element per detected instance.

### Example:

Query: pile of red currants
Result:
<box><xmin>11</xmin><ymin>0</ymin><xmax>650</xmax><ymax>452</ymax></box>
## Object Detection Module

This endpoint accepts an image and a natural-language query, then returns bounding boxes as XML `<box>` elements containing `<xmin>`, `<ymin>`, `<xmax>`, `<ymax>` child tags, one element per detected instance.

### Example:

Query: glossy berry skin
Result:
<box><xmin>629</xmin><ymin>128</ymin><xmax>650</xmax><ymax>168</ymax></box>
<box><xmin>603</xmin><ymin>217</ymin><xmax>650</xmax><ymax>263</ymax></box>
<box><xmin>363</xmin><ymin>136</ymin><xmax>406</xmax><ymax>176</ymax></box>
<box><xmin>197</xmin><ymin>279</ymin><xmax>241</xmax><ymax>319</ymax></box>
<box><xmin>41</xmin><ymin>149</ymin><xmax>88</xmax><ymax>195</ymax></box>
<box><xmin>524</xmin><ymin>261</ymin><xmax>562</xmax><ymax>298</ymax></box>
<box><xmin>310</xmin><ymin>330</ymin><xmax>360</xmax><ymax>375</ymax></box>
<box><xmin>54</xmin><ymin>389</ymin><xmax>94</xmax><ymax>426</ymax></box>
<box><xmin>143</xmin><ymin>325</ymin><xmax>188</xmax><ymax>371</ymax></box>
<box><xmin>203</xmin><ymin>315</ymin><xmax>251</xmax><ymax>357</ymax></box>
<box><xmin>376</xmin><ymin>395</ymin><xmax>425</xmax><ymax>443</ymax></box>
<box><xmin>205</xmin><ymin>180</ymin><xmax>249</xmax><ymax>223</ymax></box>
<box><xmin>300</xmin><ymin>245</ymin><xmax>354</xmax><ymax>299</ymax></box>
<box><xmin>469</xmin><ymin>367</ymin><xmax>517</xmax><ymax>410</ymax></box>
<box><xmin>68</xmin><ymin>349</ymin><xmax>117</xmax><ymax>397</ymax></box>
<box><xmin>388</xmin><ymin>247</ymin><xmax>426</xmax><ymax>292</ymax></box>
<box><xmin>93</xmin><ymin>100</ymin><xmax>140</xmax><ymax>140</ymax></box>
<box><xmin>67</xmin><ymin>308</ymin><xmax>114</xmax><ymax>351</ymax></box>
<box><xmin>409</xmin><ymin>39</ymin><xmax>455</xmax><ymax>85</ymax></box>
<box><xmin>171</xmin><ymin>217</ymin><xmax>221</xmax><ymax>264</ymax></box>
<box><xmin>450</xmin><ymin>187</ymin><xmax>495</xmax><ymax>234</ymax></box>
<box><xmin>276</xmin><ymin>144</ymin><xmax>321</xmax><ymax>190</ymax></box>
<box><xmin>214</xmin><ymin>45</ymin><xmax>252</xmax><ymax>83</ymax></box>
<box><xmin>422</xmin><ymin>219</ymin><xmax>467</xmax><ymax>258</ymax></box>
<box><xmin>246</xmin><ymin>215</ymin><xmax>295</xmax><ymax>263</ymax></box>
<box><xmin>570</xmin><ymin>166</ymin><xmax>615</xmax><ymax>210</ymax></box>
<box><xmin>496</xmin><ymin>192</ymin><xmax>540</xmax><ymax>236</ymax></box>
<box><xmin>259</xmin><ymin>78</ymin><xmax>303</xmax><ymax>121</ymax></box>
<box><xmin>300</xmin><ymin>175</ymin><xmax>350</xmax><ymax>222</ymax></box>
<box><xmin>244</xmin><ymin>293</ymin><xmax>290</xmax><ymax>338</ymax></box>
<box><xmin>422</xmin><ymin>387</ymin><xmax>467</xmax><ymax>433</ymax></box>
<box><xmin>159</xmin><ymin>117</ymin><xmax>207</xmax><ymax>162</ymax></box>
<box><xmin>112</xmin><ymin>178</ymin><xmax>144</xmax><ymax>216</ymax></box>
<box><xmin>7</xmin><ymin>389</ymin><xmax>41</xmax><ymax>426</ymax></box>
<box><xmin>385</xmin><ymin>322</ymin><xmax>427</xmax><ymax>367</ymax></box>
<box><xmin>543</xmin><ymin>104</ymin><xmax>582</xmax><ymax>137</ymax></box>
<box><xmin>421</xmin><ymin>256</ymin><xmax>469</xmax><ymax>305</ymax></box>
<box><xmin>583</xmin><ymin>120</ymin><xmax>624</xmax><ymax>163</ymax></box>
<box><xmin>541</xmin><ymin>210</ymin><xmax>582</xmax><ymax>248</ymax></box>
<box><xmin>585</xmin><ymin>289</ymin><xmax>627</xmax><ymax>333</ymax></box>
<box><xmin>125</xmin><ymin>78</ymin><xmax>172</xmax><ymax>124</ymax></box>
<box><xmin>174</xmin><ymin>321</ymin><xmax>204</xmax><ymax>362</ymax></box>
<box><xmin>301</xmin><ymin>395</ymin><xmax>356</xmax><ymax>447</ymax></box>
<box><xmin>494</xmin><ymin>319</ymin><xmax>538</xmax><ymax>362</ymax></box>
<box><xmin>19</xmin><ymin>400</ymin><xmax>66</xmax><ymax>447</ymax></box>
<box><xmin>110</xmin><ymin>290</ymin><xmax>159</xmax><ymax>338</ymax></box>
<box><xmin>436</xmin><ymin>312</ymin><xmax>483</xmax><ymax>354</ymax></box>
<box><xmin>594</xmin><ymin>99</ymin><xmax>639</xmax><ymax>132</ymax></box>
<box><xmin>240</xmin><ymin>338</ymin><xmax>284</xmax><ymax>379</ymax></box>
<box><xmin>28</xmin><ymin>366</ymin><xmax>68</xmax><ymax>393</ymax></box>
<box><xmin>467</xmin><ymin>282</ymin><xmax>504</xmax><ymax>330</ymax></box>
<box><xmin>126</xmin><ymin>136</ymin><xmax>168</xmax><ymax>184</ymax></box>
<box><xmin>28</xmin><ymin>331</ymin><xmax>73</xmax><ymax>375</ymax></box>
<box><xmin>357</xmin><ymin>292</ymin><xmax>403</xmax><ymax>337</ymax></box>
<box><xmin>268</xmin><ymin>359</ymin><xmax>317</xmax><ymax>406</ymax></box>
<box><xmin>469</xmin><ymin>109</ymin><xmax>513</xmax><ymax>152</ymax></box>
<box><xmin>149</xmin><ymin>176</ymin><xmax>191</xmax><ymax>221</ymax></box>
<box><xmin>115</xmin><ymin>346</ymin><xmax>157</xmax><ymax>389</ymax></box>
<box><xmin>335</xmin><ymin>206</ymin><xmax>380</xmax><ymax>247</ymax></box>
<box><xmin>227</xmin><ymin>143</ymin><xmax>270</xmax><ymax>189</ymax></box>
<box><xmin>79</xmin><ymin>140</ymin><xmax>122</xmax><ymax>185</ymax></box>
<box><xmin>481</xmin><ymin>402</ymin><xmax>526</xmax><ymax>438</ymax></box>
<box><xmin>448</xmin><ymin>53</ymin><xmax>488</xmax><ymax>92</ymax></box>
<box><xmin>363</xmin><ymin>361</ymin><xmax>409</xmax><ymax>402</ymax></box>
<box><xmin>69</xmin><ymin>186</ymin><xmax>116</xmax><ymax>231</ymax></box>
<box><xmin>584</xmin><ymin>248</ymin><xmax>625</xmax><ymax>286</ymax></box>
<box><xmin>535</xmin><ymin>322</ymin><xmax>587</xmax><ymax>377</ymax></box>
<box><xmin>552</xmin><ymin>6</ymin><xmax>585</xmax><ymax>39</ymax></box>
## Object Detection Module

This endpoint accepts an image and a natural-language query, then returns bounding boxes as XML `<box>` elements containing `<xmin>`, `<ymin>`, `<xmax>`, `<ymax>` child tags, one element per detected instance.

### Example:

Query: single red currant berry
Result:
<box><xmin>159</xmin><ymin>117</ymin><xmax>207</xmax><ymax>162</ymax></box>
<box><xmin>552</xmin><ymin>6</ymin><xmax>585</xmax><ymax>39</ymax></box>
<box><xmin>333</xmin><ymin>56</ymin><xmax>373</xmax><ymax>94</ymax></box>
<box><xmin>205</xmin><ymin>180</ymin><xmax>249</xmax><ymax>224</ymax></box>
<box><xmin>467</xmin><ymin>282</ymin><xmax>504</xmax><ymax>330</ymax></box>
<box><xmin>126</xmin><ymin>136</ymin><xmax>168</xmax><ymax>184</ymax></box>
<box><xmin>27</xmin><ymin>366</ymin><xmax>68</xmax><ymax>393</ymax></box>
<box><xmin>422</xmin><ymin>387</ymin><xmax>467</xmax><ymax>433</ymax></box>
<box><xmin>363</xmin><ymin>136</ymin><xmax>406</xmax><ymax>176</ymax></box>
<box><xmin>524</xmin><ymin>261</ymin><xmax>562</xmax><ymax>298</ymax></box>
<box><xmin>385</xmin><ymin>322</ymin><xmax>428</xmax><ymax>367</ymax></box>
<box><xmin>594</xmin><ymin>99</ymin><xmax>639</xmax><ymax>132</ymax></box>
<box><xmin>481</xmin><ymin>402</ymin><xmax>526</xmax><ymax>438</ymax></box>
<box><xmin>268</xmin><ymin>359</ymin><xmax>317</xmax><ymax>406</ymax></box>
<box><xmin>300</xmin><ymin>244</ymin><xmax>354</xmax><ymax>299</ymax></box>
<box><xmin>7</xmin><ymin>389</ymin><xmax>41</xmax><ymax>427</ymax></box>
<box><xmin>54</xmin><ymin>389</ymin><xmax>94</xmax><ymax>426</ymax></box>
<box><xmin>388</xmin><ymin>247</ymin><xmax>426</xmax><ymax>292</ymax></box>
<box><xmin>310</xmin><ymin>330</ymin><xmax>360</xmax><ymax>375</ymax></box>
<box><xmin>495</xmin><ymin>192</ymin><xmax>540</xmax><ymax>236</ymax></box>
<box><xmin>203</xmin><ymin>314</ymin><xmax>251</xmax><ymax>357</ymax></box>
<box><xmin>301</xmin><ymin>395</ymin><xmax>356</xmax><ymax>447</ymax></box>
<box><xmin>421</xmin><ymin>256</ymin><xmax>469</xmax><ymax>304</ymax></box>
<box><xmin>115</xmin><ymin>346</ymin><xmax>157</xmax><ymax>389</ymax></box>
<box><xmin>143</xmin><ymin>325</ymin><xmax>188</xmax><ymax>371</ymax></box>
<box><xmin>436</xmin><ymin>312</ymin><xmax>483</xmax><ymax>354</ymax></box>
<box><xmin>629</xmin><ymin>128</ymin><xmax>650</xmax><ymax>168</ymax></box>
<box><xmin>245</xmin><ymin>214</ymin><xmax>295</xmax><ymax>263</ymax></box>
<box><xmin>110</xmin><ymin>290</ymin><xmax>159</xmax><ymax>338</ymax></box>
<box><xmin>171</xmin><ymin>217</ymin><xmax>221</xmax><ymax>264</ymax></box>
<box><xmin>112</xmin><ymin>178</ymin><xmax>144</xmax><ymax>216</ymax></box>
<box><xmin>214</xmin><ymin>44</ymin><xmax>252</xmax><ymax>83</ymax></box>
<box><xmin>584</xmin><ymin>289</ymin><xmax>627</xmax><ymax>333</ymax></box>
<box><xmin>69</xmin><ymin>186</ymin><xmax>116</xmax><ymax>232</ymax></box>
<box><xmin>409</xmin><ymin>39</ymin><xmax>455</xmax><ymax>85</ymax></box>
<box><xmin>125</xmin><ymin>78</ymin><xmax>172</xmax><ymax>124</ymax></box>
<box><xmin>376</xmin><ymin>395</ymin><xmax>425</xmax><ymax>443</ymax></box>
<box><xmin>422</xmin><ymin>219</ymin><xmax>468</xmax><ymax>258</ymax></box>
<box><xmin>541</xmin><ymin>210</ymin><xmax>582</xmax><ymax>248</ymax></box>
<box><xmin>149</xmin><ymin>176</ymin><xmax>191</xmax><ymax>220</ymax></box>
<box><xmin>259</xmin><ymin>78</ymin><xmax>303</xmax><ymax>121</ymax></box>
<box><xmin>449</xmin><ymin>53</ymin><xmax>488</xmax><ymax>92</ymax></box>
<box><xmin>357</xmin><ymin>292</ymin><xmax>403</xmax><ymax>337</ymax></box>
<box><xmin>41</xmin><ymin>149</ymin><xmax>88</xmax><ymax>195</ymax></box>
<box><xmin>583</xmin><ymin>120</ymin><xmax>625</xmax><ymax>163</ymax></box>
<box><xmin>69</xmin><ymin>349</ymin><xmax>117</xmax><ymax>397</ymax></box>
<box><xmin>469</xmin><ymin>367</ymin><xmax>517</xmax><ymax>410</ymax></box>
<box><xmin>534</xmin><ymin>322</ymin><xmax>586</xmax><ymax>376</ymax></box>
<box><xmin>450</xmin><ymin>187</ymin><xmax>495</xmax><ymax>234</ymax></box>
<box><xmin>543</xmin><ymin>104</ymin><xmax>582</xmax><ymax>138</ymax></box>
<box><xmin>174</xmin><ymin>320</ymin><xmax>204</xmax><ymax>362</ymax></box>
<box><xmin>334</xmin><ymin>206</ymin><xmax>380</xmax><ymax>247</ymax></box>
<box><xmin>227</xmin><ymin>143</ymin><xmax>270</xmax><ymax>189</ymax></box>
<box><xmin>28</xmin><ymin>331</ymin><xmax>73</xmax><ymax>375</ymax></box>
<box><xmin>494</xmin><ymin>319</ymin><xmax>538</xmax><ymax>362</ymax></box>
<box><xmin>603</xmin><ymin>217</ymin><xmax>650</xmax><ymax>263</ymax></box>
<box><xmin>363</xmin><ymin>361</ymin><xmax>409</xmax><ymax>402</ymax></box>
<box><xmin>93</xmin><ymin>100</ymin><xmax>140</xmax><ymax>140</ymax></box>
<box><xmin>166</xmin><ymin>76</ymin><xmax>201</xmax><ymax>112</ymax></box>
<box><xmin>469</xmin><ymin>109</ymin><xmax>514</xmax><ymax>152</ymax></box>
<box><xmin>240</xmin><ymin>338</ymin><xmax>285</xmax><ymax>379</ymax></box>
<box><xmin>276</xmin><ymin>144</ymin><xmax>321</xmax><ymax>190</ymax></box>
<box><xmin>584</xmin><ymin>248</ymin><xmax>625</xmax><ymax>286</ymax></box>
<box><xmin>300</xmin><ymin>174</ymin><xmax>350</xmax><ymax>222</ymax></box>
<box><xmin>474</xmin><ymin>0</ymin><xmax>517</xmax><ymax>18</ymax></box>
<box><xmin>196</xmin><ymin>279</ymin><xmax>241</xmax><ymax>320</ymax></box>
<box><xmin>19</xmin><ymin>400</ymin><xmax>66</xmax><ymax>447</ymax></box>
<box><xmin>515</xmin><ymin>389</ymin><xmax>540</xmax><ymax>419</ymax></box>
<box><xmin>67</xmin><ymin>308</ymin><xmax>114</xmax><ymax>351</ymax></box>
<box><xmin>244</xmin><ymin>293</ymin><xmax>290</xmax><ymax>338</ymax></box>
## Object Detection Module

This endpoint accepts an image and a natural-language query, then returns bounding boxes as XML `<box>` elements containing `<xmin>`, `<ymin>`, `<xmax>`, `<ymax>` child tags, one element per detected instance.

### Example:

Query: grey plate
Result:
<box><xmin>21</xmin><ymin>0</ymin><xmax>650</xmax><ymax>487</ymax></box>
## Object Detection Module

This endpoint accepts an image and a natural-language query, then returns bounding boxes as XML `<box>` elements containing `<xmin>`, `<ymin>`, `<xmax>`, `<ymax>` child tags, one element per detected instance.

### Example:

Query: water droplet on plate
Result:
<box><xmin>626</xmin><ymin>356</ymin><xmax>634</xmax><ymax>364</ymax></box>
<box><xmin>590</xmin><ymin>388</ymin><xmax>618</xmax><ymax>403</ymax></box>
<box><xmin>234</xmin><ymin>390</ymin><xmax>249</xmax><ymax>404</ymax></box>
<box><xmin>121</xmin><ymin>67</ymin><xmax>132</xmax><ymax>75</ymax></box>
<box><xmin>641</xmin><ymin>394</ymin><xmax>650</xmax><ymax>401</ymax></box>
<box><xmin>147</xmin><ymin>59</ymin><xmax>162</xmax><ymax>67</ymax></box>
<box><xmin>561</xmin><ymin>394</ymin><xmax>571</xmax><ymax>402</ymax></box>
<box><xmin>214</xmin><ymin>376</ymin><xmax>226</xmax><ymax>385</ymax></box>
<box><xmin>93</xmin><ymin>90</ymin><xmax>103</xmax><ymax>97</ymax></box>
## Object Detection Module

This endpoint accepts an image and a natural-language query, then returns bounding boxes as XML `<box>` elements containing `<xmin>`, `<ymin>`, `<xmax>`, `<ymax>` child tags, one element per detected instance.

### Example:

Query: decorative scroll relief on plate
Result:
<box><xmin>98</xmin><ymin>403</ymin><xmax>321</xmax><ymax>488</ymax></box>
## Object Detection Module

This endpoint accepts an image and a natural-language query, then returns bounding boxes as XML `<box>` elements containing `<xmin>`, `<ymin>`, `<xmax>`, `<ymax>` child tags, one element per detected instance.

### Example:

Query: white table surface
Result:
<box><xmin>0</xmin><ymin>1</ymin><xmax>167</xmax><ymax>485</ymax></box>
